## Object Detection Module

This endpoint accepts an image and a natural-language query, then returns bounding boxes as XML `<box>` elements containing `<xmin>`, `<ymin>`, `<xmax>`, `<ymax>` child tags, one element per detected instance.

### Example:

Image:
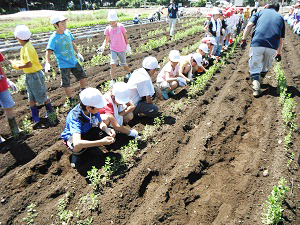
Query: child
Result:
<box><xmin>98</xmin><ymin>10</ymin><xmax>132</xmax><ymax>84</ymax></box>
<box><xmin>244</xmin><ymin>5</ymin><xmax>251</xmax><ymax>28</ymax></box>
<box><xmin>0</xmin><ymin>52</ymin><xmax>22</xmax><ymax>139</ymax></box>
<box><xmin>156</xmin><ymin>50</ymin><xmax>187</xmax><ymax>100</ymax></box>
<box><xmin>100</xmin><ymin>82</ymin><xmax>139</xmax><ymax>138</ymax></box>
<box><xmin>133</xmin><ymin>14</ymin><xmax>141</xmax><ymax>24</ymax></box>
<box><xmin>148</xmin><ymin>12</ymin><xmax>156</xmax><ymax>22</ymax></box>
<box><xmin>204</xmin><ymin>14</ymin><xmax>212</xmax><ymax>36</ymax></box>
<box><xmin>208</xmin><ymin>9</ymin><xmax>222</xmax><ymax>58</ymax></box>
<box><xmin>45</xmin><ymin>14</ymin><xmax>86</xmax><ymax>102</ymax></box>
<box><xmin>179</xmin><ymin>53</ymin><xmax>204</xmax><ymax>81</ymax></box>
<box><xmin>11</xmin><ymin>25</ymin><xmax>53</xmax><ymax>123</ymax></box>
<box><xmin>61</xmin><ymin>88</ymin><xmax>116</xmax><ymax>168</ymax></box>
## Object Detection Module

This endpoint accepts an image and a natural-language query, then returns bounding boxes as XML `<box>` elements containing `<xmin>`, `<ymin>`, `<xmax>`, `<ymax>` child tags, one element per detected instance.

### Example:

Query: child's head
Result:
<box><xmin>211</xmin><ymin>8</ymin><xmax>221</xmax><ymax>19</ymax></box>
<box><xmin>112</xmin><ymin>82</ymin><xmax>130</xmax><ymax>105</ymax></box>
<box><xmin>246</xmin><ymin>5</ymin><xmax>250</xmax><ymax>11</ymax></box>
<box><xmin>50</xmin><ymin>14</ymin><xmax>68</xmax><ymax>31</ymax></box>
<box><xmin>14</xmin><ymin>25</ymin><xmax>31</xmax><ymax>43</ymax></box>
<box><xmin>168</xmin><ymin>50</ymin><xmax>180</xmax><ymax>67</ymax></box>
<box><xmin>190</xmin><ymin>53</ymin><xmax>202</xmax><ymax>67</ymax></box>
<box><xmin>142</xmin><ymin>56</ymin><xmax>160</xmax><ymax>76</ymax></box>
<box><xmin>108</xmin><ymin>10</ymin><xmax>118</xmax><ymax>26</ymax></box>
<box><xmin>197</xmin><ymin>44</ymin><xmax>209</xmax><ymax>56</ymax></box>
<box><xmin>80</xmin><ymin>88</ymin><xmax>105</xmax><ymax>114</ymax></box>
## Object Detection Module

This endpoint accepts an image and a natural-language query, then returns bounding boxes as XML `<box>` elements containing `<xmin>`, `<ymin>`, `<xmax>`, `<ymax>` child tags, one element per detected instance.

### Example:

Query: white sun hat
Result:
<box><xmin>107</xmin><ymin>10</ymin><xmax>118</xmax><ymax>21</ymax></box>
<box><xmin>208</xmin><ymin>37</ymin><xmax>217</xmax><ymax>45</ymax></box>
<box><xmin>192</xmin><ymin>53</ymin><xmax>203</xmax><ymax>66</ymax></box>
<box><xmin>212</xmin><ymin>8</ymin><xmax>221</xmax><ymax>14</ymax></box>
<box><xmin>169</xmin><ymin>50</ymin><xmax>181</xmax><ymax>62</ymax></box>
<box><xmin>112</xmin><ymin>82</ymin><xmax>130</xmax><ymax>104</ymax></box>
<box><xmin>14</xmin><ymin>25</ymin><xmax>31</xmax><ymax>40</ymax></box>
<box><xmin>142</xmin><ymin>56</ymin><xmax>160</xmax><ymax>70</ymax></box>
<box><xmin>50</xmin><ymin>14</ymin><xmax>68</xmax><ymax>24</ymax></box>
<box><xmin>198</xmin><ymin>43</ymin><xmax>209</xmax><ymax>53</ymax></box>
<box><xmin>80</xmin><ymin>88</ymin><xmax>105</xmax><ymax>108</ymax></box>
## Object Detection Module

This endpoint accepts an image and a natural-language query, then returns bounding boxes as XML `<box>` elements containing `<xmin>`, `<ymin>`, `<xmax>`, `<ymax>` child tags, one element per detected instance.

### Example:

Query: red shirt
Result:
<box><xmin>0</xmin><ymin>53</ymin><xmax>9</xmax><ymax>92</ymax></box>
<box><xmin>99</xmin><ymin>96</ymin><xmax>114</xmax><ymax>115</ymax></box>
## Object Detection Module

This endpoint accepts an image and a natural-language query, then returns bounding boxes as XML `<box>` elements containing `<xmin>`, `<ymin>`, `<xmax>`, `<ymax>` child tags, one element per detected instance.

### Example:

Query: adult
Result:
<box><xmin>61</xmin><ymin>88</ymin><xmax>116</xmax><ymax>168</ymax></box>
<box><xmin>156</xmin><ymin>6</ymin><xmax>164</xmax><ymax>21</ymax></box>
<box><xmin>241</xmin><ymin>2</ymin><xmax>285</xmax><ymax>97</ymax></box>
<box><xmin>251</xmin><ymin>0</ymin><xmax>259</xmax><ymax>16</ymax></box>
<box><xmin>133</xmin><ymin>14</ymin><xmax>141</xmax><ymax>24</ymax></box>
<box><xmin>127</xmin><ymin>57</ymin><xmax>160</xmax><ymax>117</ymax></box>
<box><xmin>167</xmin><ymin>0</ymin><xmax>180</xmax><ymax>36</ymax></box>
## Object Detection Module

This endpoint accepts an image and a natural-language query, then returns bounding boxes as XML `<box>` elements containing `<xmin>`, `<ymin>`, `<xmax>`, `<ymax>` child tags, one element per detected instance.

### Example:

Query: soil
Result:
<box><xmin>0</xmin><ymin>18</ymin><xmax>299</xmax><ymax>225</ymax></box>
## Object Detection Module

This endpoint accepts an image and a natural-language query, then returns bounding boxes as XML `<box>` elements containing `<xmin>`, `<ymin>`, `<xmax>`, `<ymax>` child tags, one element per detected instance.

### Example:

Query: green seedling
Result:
<box><xmin>22</xmin><ymin>203</ymin><xmax>38</xmax><ymax>225</ymax></box>
<box><xmin>21</xmin><ymin>116</ymin><xmax>33</xmax><ymax>135</ymax></box>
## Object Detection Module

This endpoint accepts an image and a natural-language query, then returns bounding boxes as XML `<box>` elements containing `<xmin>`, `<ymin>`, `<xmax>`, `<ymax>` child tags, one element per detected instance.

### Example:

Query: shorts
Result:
<box><xmin>110</xmin><ymin>51</ymin><xmax>127</xmax><ymax>66</ymax></box>
<box><xmin>60</xmin><ymin>62</ymin><xmax>87</xmax><ymax>87</ymax></box>
<box><xmin>157</xmin><ymin>81</ymin><xmax>170</xmax><ymax>90</ymax></box>
<box><xmin>25</xmin><ymin>70</ymin><xmax>48</xmax><ymax>104</ymax></box>
<box><xmin>133</xmin><ymin>101</ymin><xmax>159</xmax><ymax>117</ymax></box>
<box><xmin>0</xmin><ymin>89</ymin><xmax>15</xmax><ymax>108</ymax></box>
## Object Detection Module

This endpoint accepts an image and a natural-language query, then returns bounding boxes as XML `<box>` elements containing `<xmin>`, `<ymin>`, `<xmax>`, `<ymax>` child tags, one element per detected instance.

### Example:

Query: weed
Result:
<box><xmin>22</xmin><ymin>203</ymin><xmax>38</xmax><ymax>225</ymax></box>
<box><xmin>21</xmin><ymin>116</ymin><xmax>33</xmax><ymax>135</ymax></box>
<box><xmin>15</xmin><ymin>74</ymin><xmax>26</xmax><ymax>92</ymax></box>
<box><xmin>48</xmin><ymin>107</ymin><xmax>59</xmax><ymax>125</ymax></box>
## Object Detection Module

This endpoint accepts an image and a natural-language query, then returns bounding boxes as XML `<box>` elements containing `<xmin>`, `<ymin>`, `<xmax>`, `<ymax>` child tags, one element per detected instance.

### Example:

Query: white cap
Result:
<box><xmin>142</xmin><ymin>56</ymin><xmax>160</xmax><ymax>70</ymax></box>
<box><xmin>169</xmin><ymin>50</ymin><xmax>181</xmax><ymax>62</ymax></box>
<box><xmin>192</xmin><ymin>53</ymin><xmax>203</xmax><ymax>66</ymax></box>
<box><xmin>246</xmin><ymin>5</ymin><xmax>250</xmax><ymax>8</ymax></box>
<box><xmin>79</xmin><ymin>87</ymin><xmax>105</xmax><ymax>108</ymax></box>
<box><xmin>198</xmin><ymin>43</ymin><xmax>209</xmax><ymax>53</ymax></box>
<box><xmin>112</xmin><ymin>82</ymin><xmax>130</xmax><ymax>104</ymax></box>
<box><xmin>50</xmin><ymin>14</ymin><xmax>67</xmax><ymax>24</ymax></box>
<box><xmin>14</xmin><ymin>25</ymin><xmax>31</xmax><ymax>40</ymax></box>
<box><xmin>107</xmin><ymin>10</ymin><xmax>118</xmax><ymax>21</ymax></box>
<box><xmin>212</xmin><ymin>8</ymin><xmax>221</xmax><ymax>14</ymax></box>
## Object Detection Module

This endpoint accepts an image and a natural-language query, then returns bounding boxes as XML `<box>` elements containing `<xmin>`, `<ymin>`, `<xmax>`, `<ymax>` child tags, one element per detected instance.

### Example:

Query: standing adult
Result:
<box><xmin>167</xmin><ymin>0</ymin><xmax>179</xmax><ymax>37</ymax></box>
<box><xmin>251</xmin><ymin>0</ymin><xmax>259</xmax><ymax>16</ymax></box>
<box><xmin>241</xmin><ymin>2</ymin><xmax>285</xmax><ymax>97</ymax></box>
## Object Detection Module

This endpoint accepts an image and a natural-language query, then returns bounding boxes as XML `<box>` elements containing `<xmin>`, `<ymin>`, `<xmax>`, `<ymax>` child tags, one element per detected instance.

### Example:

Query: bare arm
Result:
<box><xmin>145</xmin><ymin>96</ymin><xmax>153</xmax><ymax>104</ymax></box>
<box><xmin>123</xmin><ymin>33</ymin><xmax>129</xmax><ymax>45</ymax></box>
<box><xmin>45</xmin><ymin>50</ymin><xmax>52</xmax><ymax>64</ymax></box>
<box><xmin>277</xmin><ymin>38</ymin><xmax>283</xmax><ymax>55</ymax></box>
<box><xmin>119</xmin><ymin>101</ymin><xmax>135</xmax><ymax>116</ymax></box>
<box><xmin>72</xmin><ymin>133</ymin><xmax>114</xmax><ymax>152</ymax></box>
<box><xmin>242</xmin><ymin>22</ymin><xmax>255</xmax><ymax>40</ymax></box>
<box><xmin>18</xmin><ymin>61</ymin><xmax>32</xmax><ymax>69</ymax></box>
<box><xmin>165</xmin><ymin>71</ymin><xmax>178</xmax><ymax>82</ymax></box>
<box><xmin>72</xmin><ymin>41</ymin><xmax>79</xmax><ymax>54</ymax></box>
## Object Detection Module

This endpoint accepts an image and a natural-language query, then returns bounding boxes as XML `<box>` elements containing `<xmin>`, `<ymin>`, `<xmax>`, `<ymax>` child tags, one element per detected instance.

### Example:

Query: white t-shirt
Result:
<box><xmin>148</xmin><ymin>12</ymin><xmax>156</xmax><ymax>19</ymax></box>
<box><xmin>127</xmin><ymin>68</ymin><xmax>155</xmax><ymax>106</ymax></box>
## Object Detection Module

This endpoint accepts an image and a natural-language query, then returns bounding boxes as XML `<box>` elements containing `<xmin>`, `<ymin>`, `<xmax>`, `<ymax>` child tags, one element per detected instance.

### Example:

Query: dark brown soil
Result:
<box><xmin>0</xmin><ymin>19</ymin><xmax>299</xmax><ymax>225</ymax></box>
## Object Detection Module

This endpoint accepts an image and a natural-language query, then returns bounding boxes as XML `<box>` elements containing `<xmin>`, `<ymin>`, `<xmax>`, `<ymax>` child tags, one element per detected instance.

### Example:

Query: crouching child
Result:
<box><xmin>61</xmin><ymin>88</ymin><xmax>116</xmax><ymax>168</ymax></box>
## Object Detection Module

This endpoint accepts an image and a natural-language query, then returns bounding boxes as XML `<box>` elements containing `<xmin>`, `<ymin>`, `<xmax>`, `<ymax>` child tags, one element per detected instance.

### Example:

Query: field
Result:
<box><xmin>0</xmin><ymin>16</ymin><xmax>299</xmax><ymax>225</ymax></box>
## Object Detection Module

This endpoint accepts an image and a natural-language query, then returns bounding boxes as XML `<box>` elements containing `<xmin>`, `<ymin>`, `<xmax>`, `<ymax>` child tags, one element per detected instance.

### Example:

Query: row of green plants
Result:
<box><xmin>261</xmin><ymin>62</ymin><xmax>298</xmax><ymax>224</ymax></box>
<box><xmin>0</xmin><ymin>11</ymin><xmax>147</xmax><ymax>39</ymax></box>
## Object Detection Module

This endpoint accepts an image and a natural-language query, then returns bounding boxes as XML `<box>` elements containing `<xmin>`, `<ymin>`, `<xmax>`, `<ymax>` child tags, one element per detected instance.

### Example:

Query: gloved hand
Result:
<box><xmin>7</xmin><ymin>78</ymin><xmax>18</xmax><ymax>92</ymax></box>
<box><xmin>177</xmin><ymin>77</ymin><xmax>187</xmax><ymax>86</ymax></box>
<box><xmin>240</xmin><ymin>40</ymin><xmax>247</xmax><ymax>50</ymax></box>
<box><xmin>45</xmin><ymin>63</ymin><xmax>51</xmax><ymax>73</ymax></box>
<box><xmin>128</xmin><ymin>129</ymin><xmax>140</xmax><ymax>139</ymax></box>
<box><xmin>97</xmin><ymin>46</ymin><xmax>105</xmax><ymax>55</ymax></box>
<box><xmin>275</xmin><ymin>54</ymin><xmax>281</xmax><ymax>62</ymax></box>
<box><xmin>10</xmin><ymin>60</ymin><xmax>21</xmax><ymax>70</ymax></box>
<box><xmin>77</xmin><ymin>53</ymin><xmax>84</xmax><ymax>62</ymax></box>
<box><xmin>166</xmin><ymin>17</ymin><xmax>169</xmax><ymax>23</ymax></box>
<box><xmin>126</xmin><ymin>44</ymin><xmax>132</xmax><ymax>54</ymax></box>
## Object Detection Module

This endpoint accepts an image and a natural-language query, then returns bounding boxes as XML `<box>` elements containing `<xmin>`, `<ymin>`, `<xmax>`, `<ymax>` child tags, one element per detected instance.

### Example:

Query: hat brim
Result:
<box><xmin>169</xmin><ymin>57</ymin><xmax>180</xmax><ymax>62</ymax></box>
<box><xmin>115</xmin><ymin>96</ymin><xmax>130</xmax><ymax>104</ymax></box>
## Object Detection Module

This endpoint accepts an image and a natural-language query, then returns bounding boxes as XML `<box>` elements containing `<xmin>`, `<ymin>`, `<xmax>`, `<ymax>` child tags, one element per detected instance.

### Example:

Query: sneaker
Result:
<box><xmin>168</xmin><ymin>90</ymin><xmax>175</xmax><ymax>97</ymax></box>
<box><xmin>124</xmin><ymin>72</ymin><xmax>132</xmax><ymax>83</ymax></box>
<box><xmin>252</xmin><ymin>80</ymin><xmax>262</xmax><ymax>97</ymax></box>
<box><xmin>70</xmin><ymin>154</ymin><xmax>80</xmax><ymax>168</ymax></box>
<box><xmin>162</xmin><ymin>89</ymin><xmax>169</xmax><ymax>100</ymax></box>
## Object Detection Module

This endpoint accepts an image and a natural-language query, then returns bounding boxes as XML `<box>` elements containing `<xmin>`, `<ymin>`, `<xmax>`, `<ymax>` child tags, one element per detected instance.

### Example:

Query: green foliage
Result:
<box><xmin>90</xmin><ymin>54</ymin><xmax>110</xmax><ymax>67</ymax></box>
<box><xmin>57</xmin><ymin>192</ymin><xmax>73</xmax><ymax>223</ymax></box>
<box><xmin>261</xmin><ymin>178</ymin><xmax>289</xmax><ymax>225</ymax></box>
<box><xmin>135</xmin><ymin>36</ymin><xmax>168</xmax><ymax>53</ymax></box>
<box><xmin>80</xmin><ymin>193</ymin><xmax>100</xmax><ymax>211</ymax></box>
<box><xmin>15</xmin><ymin>74</ymin><xmax>26</xmax><ymax>93</ymax></box>
<box><xmin>86</xmin><ymin>166</ymin><xmax>104</xmax><ymax>192</ymax></box>
<box><xmin>22</xmin><ymin>203</ymin><xmax>38</xmax><ymax>225</ymax></box>
<box><xmin>48</xmin><ymin>107</ymin><xmax>59</xmax><ymax>125</ymax></box>
<box><xmin>120</xmin><ymin>139</ymin><xmax>139</xmax><ymax>165</ymax></box>
<box><xmin>21</xmin><ymin>116</ymin><xmax>33</xmax><ymax>135</ymax></box>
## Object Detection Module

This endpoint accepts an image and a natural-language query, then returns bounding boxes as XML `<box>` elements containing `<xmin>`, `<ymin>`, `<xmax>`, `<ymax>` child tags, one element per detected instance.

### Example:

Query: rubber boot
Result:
<box><xmin>8</xmin><ymin>117</ymin><xmax>22</xmax><ymax>137</ymax></box>
<box><xmin>30</xmin><ymin>105</ymin><xmax>40</xmax><ymax>123</ymax></box>
<box><xmin>45</xmin><ymin>101</ymin><xmax>53</xmax><ymax>117</ymax></box>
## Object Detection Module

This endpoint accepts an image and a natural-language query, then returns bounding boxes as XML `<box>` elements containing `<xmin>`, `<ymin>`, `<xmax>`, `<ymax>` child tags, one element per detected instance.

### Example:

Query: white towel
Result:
<box><xmin>104</xmin><ymin>92</ymin><xmax>124</xmax><ymax>126</ymax></box>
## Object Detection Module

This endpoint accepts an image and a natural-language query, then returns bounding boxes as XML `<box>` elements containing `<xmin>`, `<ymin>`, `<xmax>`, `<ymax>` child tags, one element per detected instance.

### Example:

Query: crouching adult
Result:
<box><xmin>127</xmin><ymin>56</ymin><xmax>160</xmax><ymax>117</ymax></box>
<box><xmin>61</xmin><ymin>88</ymin><xmax>116</xmax><ymax>168</ymax></box>
<box><xmin>100</xmin><ymin>82</ymin><xmax>139</xmax><ymax>138</ymax></box>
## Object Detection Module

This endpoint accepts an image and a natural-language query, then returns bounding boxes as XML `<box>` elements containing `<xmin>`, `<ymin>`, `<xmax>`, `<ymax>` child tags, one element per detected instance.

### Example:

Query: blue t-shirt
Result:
<box><xmin>46</xmin><ymin>29</ymin><xmax>78</xmax><ymax>68</ymax></box>
<box><xmin>61</xmin><ymin>104</ymin><xmax>102</xmax><ymax>141</ymax></box>
<box><xmin>250</xmin><ymin>9</ymin><xmax>285</xmax><ymax>50</ymax></box>
<box><xmin>168</xmin><ymin>5</ymin><xmax>178</xmax><ymax>19</ymax></box>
